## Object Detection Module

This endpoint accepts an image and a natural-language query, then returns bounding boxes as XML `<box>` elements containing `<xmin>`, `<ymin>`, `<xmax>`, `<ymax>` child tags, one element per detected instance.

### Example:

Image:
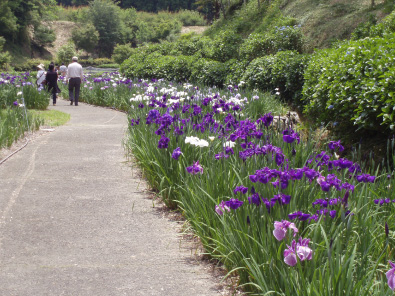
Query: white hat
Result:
<box><xmin>37</xmin><ymin>64</ymin><xmax>45</xmax><ymax>70</ymax></box>
<box><xmin>72</xmin><ymin>56</ymin><xmax>78</xmax><ymax>61</ymax></box>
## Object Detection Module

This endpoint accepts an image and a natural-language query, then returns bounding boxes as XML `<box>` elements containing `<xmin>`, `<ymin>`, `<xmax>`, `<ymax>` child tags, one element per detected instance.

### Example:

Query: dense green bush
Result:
<box><xmin>224</xmin><ymin>59</ymin><xmax>249</xmax><ymax>86</ymax></box>
<box><xmin>352</xmin><ymin>11</ymin><xmax>395</xmax><ymax>40</ymax></box>
<box><xmin>208</xmin><ymin>30</ymin><xmax>242</xmax><ymax>62</ymax></box>
<box><xmin>239</xmin><ymin>25</ymin><xmax>304</xmax><ymax>61</ymax></box>
<box><xmin>112</xmin><ymin>43</ymin><xmax>134</xmax><ymax>65</ymax></box>
<box><xmin>13</xmin><ymin>59</ymin><xmax>51</xmax><ymax>72</ymax></box>
<box><xmin>56</xmin><ymin>43</ymin><xmax>77</xmax><ymax>65</ymax></box>
<box><xmin>175</xmin><ymin>9</ymin><xmax>206</xmax><ymax>26</ymax></box>
<box><xmin>190</xmin><ymin>58</ymin><xmax>227</xmax><ymax>87</ymax></box>
<box><xmin>303</xmin><ymin>34</ymin><xmax>395</xmax><ymax>133</ymax></box>
<box><xmin>71</xmin><ymin>23</ymin><xmax>99</xmax><ymax>52</ymax></box>
<box><xmin>78</xmin><ymin>58</ymin><xmax>114</xmax><ymax>66</ymax></box>
<box><xmin>243</xmin><ymin>50</ymin><xmax>308</xmax><ymax>105</ymax></box>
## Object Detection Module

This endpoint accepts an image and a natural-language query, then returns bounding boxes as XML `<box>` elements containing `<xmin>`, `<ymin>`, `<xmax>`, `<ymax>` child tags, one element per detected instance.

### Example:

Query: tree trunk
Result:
<box><xmin>371</xmin><ymin>0</ymin><xmax>375</xmax><ymax>7</ymax></box>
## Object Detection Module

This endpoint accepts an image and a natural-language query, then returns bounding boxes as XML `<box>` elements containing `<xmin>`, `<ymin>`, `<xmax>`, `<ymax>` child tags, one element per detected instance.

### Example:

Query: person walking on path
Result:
<box><xmin>36</xmin><ymin>64</ymin><xmax>46</xmax><ymax>87</ymax></box>
<box><xmin>45</xmin><ymin>63</ymin><xmax>59</xmax><ymax>106</ymax></box>
<box><xmin>59</xmin><ymin>63</ymin><xmax>67</xmax><ymax>77</ymax></box>
<box><xmin>66</xmin><ymin>56</ymin><xmax>83</xmax><ymax>106</ymax></box>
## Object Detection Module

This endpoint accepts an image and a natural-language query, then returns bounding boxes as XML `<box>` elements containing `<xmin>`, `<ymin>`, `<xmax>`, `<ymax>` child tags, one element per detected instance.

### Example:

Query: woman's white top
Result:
<box><xmin>37</xmin><ymin>70</ymin><xmax>46</xmax><ymax>85</ymax></box>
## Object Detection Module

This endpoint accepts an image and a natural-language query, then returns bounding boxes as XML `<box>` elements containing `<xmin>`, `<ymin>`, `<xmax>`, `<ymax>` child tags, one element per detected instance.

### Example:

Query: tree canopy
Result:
<box><xmin>55</xmin><ymin>0</ymin><xmax>196</xmax><ymax>12</ymax></box>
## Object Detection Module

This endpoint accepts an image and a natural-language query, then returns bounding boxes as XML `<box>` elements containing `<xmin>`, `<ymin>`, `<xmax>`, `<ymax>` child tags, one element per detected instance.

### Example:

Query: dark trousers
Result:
<box><xmin>69</xmin><ymin>77</ymin><xmax>81</xmax><ymax>105</ymax></box>
<box><xmin>51</xmin><ymin>91</ymin><xmax>56</xmax><ymax>104</ymax></box>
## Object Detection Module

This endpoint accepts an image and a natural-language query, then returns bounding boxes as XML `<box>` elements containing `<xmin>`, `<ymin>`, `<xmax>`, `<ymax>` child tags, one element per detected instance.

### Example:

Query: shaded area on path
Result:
<box><xmin>0</xmin><ymin>100</ymin><xmax>226</xmax><ymax>296</ymax></box>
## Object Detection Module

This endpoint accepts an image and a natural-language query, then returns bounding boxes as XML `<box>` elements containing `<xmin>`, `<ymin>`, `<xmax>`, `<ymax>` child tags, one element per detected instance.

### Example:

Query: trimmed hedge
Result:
<box><xmin>302</xmin><ymin>34</ymin><xmax>395</xmax><ymax>133</ymax></box>
<box><xmin>242</xmin><ymin>50</ymin><xmax>309</xmax><ymax>105</ymax></box>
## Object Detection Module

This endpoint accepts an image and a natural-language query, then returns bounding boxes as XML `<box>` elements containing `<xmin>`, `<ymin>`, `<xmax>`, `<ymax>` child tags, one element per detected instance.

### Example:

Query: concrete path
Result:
<box><xmin>0</xmin><ymin>100</ymin><xmax>223</xmax><ymax>296</ymax></box>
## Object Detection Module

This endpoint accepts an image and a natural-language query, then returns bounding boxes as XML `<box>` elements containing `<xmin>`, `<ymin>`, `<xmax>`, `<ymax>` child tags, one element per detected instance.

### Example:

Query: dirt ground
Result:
<box><xmin>44</xmin><ymin>21</ymin><xmax>78</xmax><ymax>58</ymax></box>
<box><xmin>181</xmin><ymin>26</ymin><xmax>208</xmax><ymax>35</ymax></box>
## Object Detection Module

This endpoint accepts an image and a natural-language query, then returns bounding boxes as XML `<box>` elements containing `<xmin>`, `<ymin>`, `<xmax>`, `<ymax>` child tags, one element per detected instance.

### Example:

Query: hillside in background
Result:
<box><xmin>205</xmin><ymin>0</ymin><xmax>393</xmax><ymax>50</ymax></box>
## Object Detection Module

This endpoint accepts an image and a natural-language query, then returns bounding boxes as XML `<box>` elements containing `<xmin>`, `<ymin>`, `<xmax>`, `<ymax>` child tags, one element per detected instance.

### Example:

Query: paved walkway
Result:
<box><xmin>0</xmin><ymin>100</ymin><xmax>222</xmax><ymax>296</ymax></box>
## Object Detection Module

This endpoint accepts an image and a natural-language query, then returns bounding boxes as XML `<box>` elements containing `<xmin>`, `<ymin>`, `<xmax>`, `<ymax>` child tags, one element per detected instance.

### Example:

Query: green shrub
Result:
<box><xmin>175</xmin><ymin>9</ymin><xmax>206</xmax><ymax>26</ymax></box>
<box><xmin>78</xmin><ymin>58</ymin><xmax>114</xmax><ymax>66</ymax></box>
<box><xmin>224</xmin><ymin>59</ymin><xmax>249</xmax><ymax>86</ymax></box>
<box><xmin>352</xmin><ymin>11</ymin><xmax>395</xmax><ymax>39</ymax></box>
<box><xmin>12</xmin><ymin>59</ymin><xmax>51</xmax><ymax>72</ymax></box>
<box><xmin>210</xmin><ymin>30</ymin><xmax>242</xmax><ymax>62</ymax></box>
<box><xmin>239</xmin><ymin>25</ymin><xmax>304</xmax><ymax>61</ymax></box>
<box><xmin>169</xmin><ymin>38</ymin><xmax>201</xmax><ymax>56</ymax></box>
<box><xmin>190</xmin><ymin>58</ymin><xmax>227</xmax><ymax>87</ymax></box>
<box><xmin>71</xmin><ymin>23</ymin><xmax>99</xmax><ymax>53</ymax></box>
<box><xmin>0</xmin><ymin>37</ymin><xmax>11</xmax><ymax>70</ymax></box>
<box><xmin>112</xmin><ymin>43</ymin><xmax>134</xmax><ymax>64</ymax></box>
<box><xmin>243</xmin><ymin>50</ymin><xmax>308</xmax><ymax>105</ymax></box>
<box><xmin>56</xmin><ymin>43</ymin><xmax>77</xmax><ymax>65</ymax></box>
<box><xmin>303</xmin><ymin>34</ymin><xmax>395</xmax><ymax>133</ymax></box>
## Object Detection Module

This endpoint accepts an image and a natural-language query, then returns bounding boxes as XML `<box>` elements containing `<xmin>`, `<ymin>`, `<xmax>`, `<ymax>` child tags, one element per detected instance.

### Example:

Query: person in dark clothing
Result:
<box><xmin>45</xmin><ymin>63</ymin><xmax>59</xmax><ymax>106</ymax></box>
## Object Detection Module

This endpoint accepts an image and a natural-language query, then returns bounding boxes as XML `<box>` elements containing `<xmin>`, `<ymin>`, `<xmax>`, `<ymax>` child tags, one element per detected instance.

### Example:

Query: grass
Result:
<box><xmin>30</xmin><ymin>109</ymin><xmax>70</xmax><ymax>127</ymax></box>
<box><xmin>204</xmin><ymin>0</ymin><xmax>393</xmax><ymax>50</ymax></box>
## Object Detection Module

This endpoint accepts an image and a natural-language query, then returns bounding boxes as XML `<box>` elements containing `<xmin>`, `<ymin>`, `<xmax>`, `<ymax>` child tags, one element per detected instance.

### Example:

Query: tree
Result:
<box><xmin>72</xmin><ymin>24</ymin><xmax>99</xmax><ymax>53</ymax></box>
<box><xmin>89</xmin><ymin>0</ymin><xmax>123</xmax><ymax>57</ymax></box>
<box><xmin>0</xmin><ymin>1</ymin><xmax>18</xmax><ymax>40</ymax></box>
<box><xmin>32</xmin><ymin>24</ymin><xmax>56</xmax><ymax>50</ymax></box>
<box><xmin>0</xmin><ymin>37</ymin><xmax>11</xmax><ymax>70</ymax></box>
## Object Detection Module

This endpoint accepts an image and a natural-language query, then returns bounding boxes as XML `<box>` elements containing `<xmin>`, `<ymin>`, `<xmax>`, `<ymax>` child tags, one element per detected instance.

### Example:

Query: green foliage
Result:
<box><xmin>112</xmin><ymin>43</ymin><xmax>134</xmax><ymax>65</ymax></box>
<box><xmin>32</xmin><ymin>24</ymin><xmax>56</xmax><ymax>48</ymax></box>
<box><xmin>78</xmin><ymin>57</ymin><xmax>114</xmax><ymax>66</ymax></box>
<box><xmin>0</xmin><ymin>107</ymin><xmax>43</xmax><ymax>148</ymax></box>
<box><xmin>0</xmin><ymin>37</ymin><xmax>11</xmax><ymax>70</ymax></box>
<box><xmin>303</xmin><ymin>34</ymin><xmax>395</xmax><ymax>133</ymax></box>
<box><xmin>71</xmin><ymin>23</ymin><xmax>99</xmax><ymax>53</ymax></box>
<box><xmin>190</xmin><ymin>58</ymin><xmax>227</xmax><ymax>87</ymax></box>
<box><xmin>239</xmin><ymin>25</ymin><xmax>304</xmax><ymax>61</ymax></box>
<box><xmin>352</xmin><ymin>10</ymin><xmax>395</xmax><ymax>40</ymax></box>
<box><xmin>89</xmin><ymin>0</ymin><xmax>123</xmax><ymax>57</ymax></box>
<box><xmin>13</xmin><ymin>59</ymin><xmax>51</xmax><ymax>72</ymax></box>
<box><xmin>56</xmin><ymin>43</ymin><xmax>77</xmax><ymax>65</ymax></box>
<box><xmin>175</xmin><ymin>9</ymin><xmax>206</xmax><ymax>26</ymax></box>
<box><xmin>243</xmin><ymin>50</ymin><xmax>309</xmax><ymax>105</ymax></box>
<box><xmin>224</xmin><ymin>58</ymin><xmax>249</xmax><ymax>85</ymax></box>
<box><xmin>135</xmin><ymin>13</ymin><xmax>182</xmax><ymax>44</ymax></box>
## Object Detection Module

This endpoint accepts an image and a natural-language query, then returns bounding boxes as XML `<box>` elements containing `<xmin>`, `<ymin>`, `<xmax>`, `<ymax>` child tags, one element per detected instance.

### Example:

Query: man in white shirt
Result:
<box><xmin>66</xmin><ymin>56</ymin><xmax>83</xmax><ymax>106</ymax></box>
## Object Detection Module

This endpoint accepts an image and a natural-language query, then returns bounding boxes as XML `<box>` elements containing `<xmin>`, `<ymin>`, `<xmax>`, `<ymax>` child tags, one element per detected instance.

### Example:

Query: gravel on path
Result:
<box><xmin>0</xmin><ymin>100</ymin><xmax>227</xmax><ymax>296</ymax></box>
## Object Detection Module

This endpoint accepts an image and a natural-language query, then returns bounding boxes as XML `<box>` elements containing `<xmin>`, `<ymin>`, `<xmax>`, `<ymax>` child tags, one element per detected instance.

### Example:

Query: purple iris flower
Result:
<box><xmin>186</xmin><ymin>161</ymin><xmax>204</xmax><ymax>175</ymax></box>
<box><xmin>386</xmin><ymin>261</ymin><xmax>395</xmax><ymax>290</ymax></box>
<box><xmin>157</xmin><ymin>136</ymin><xmax>170</xmax><ymax>149</ymax></box>
<box><xmin>283</xmin><ymin>238</ymin><xmax>313</xmax><ymax>266</ymax></box>
<box><xmin>13</xmin><ymin>101</ymin><xmax>18</xmax><ymax>106</ymax></box>
<box><xmin>328</xmin><ymin>140</ymin><xmax>344</xmax><ymax>152</ymax></box>
<box><xmin>356</xmin><ymin>174</ymin><xmax>376</xmax><ymax>183</ymax></box>
<box><xmin>225</xmin><ymin>198</ymin><xmax>244</xmax><ymax>210</ymax></box>
<box><xmin>273</xmin><ymin>220</ymin><xmax>298</xmax><ymax>241</ymax></box>
<box><xmin>234</xmin><ymin>186</ymin><xmax>248</xmax><ymax>195</ymax></box>
<box><xmin>257</xmin><ymin>112</ymin><xmax>274</xmax><ymax>127</ymax></box>
<box><xmin>215</xmin><ymin>201</ymin><xmax>230</xmax><ymax>215</ymax></box>
<box><xmin>289</xmin><ymin>211</ymin><xmax>311</xmax><ymax>221</ymax></box>
<box><xmin>248</xmin><ymin>193</ymin><xmax>261</xmax><ymax>206</ymax></box>
<box><xmin>171</xmin><ymin>147</ymin><xmax>182</xmax><ymax>160</ymax></box>
<box><xmin>282</xmin><ymin>129</ymin><xmax>300</xmax><ymax>144</ymax></box>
